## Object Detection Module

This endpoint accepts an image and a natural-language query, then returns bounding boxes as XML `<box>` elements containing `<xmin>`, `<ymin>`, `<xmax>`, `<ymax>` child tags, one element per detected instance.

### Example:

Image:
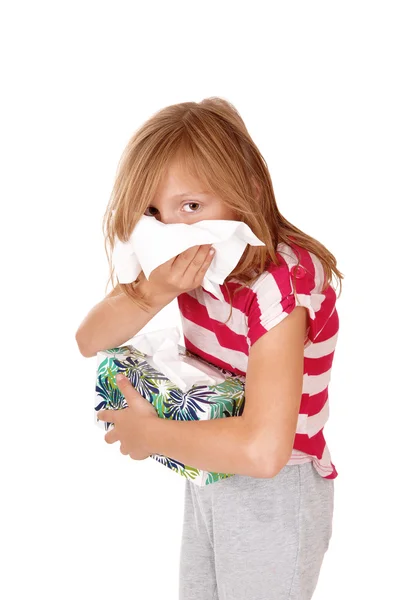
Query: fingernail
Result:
<box><xmin>116</xmin><ymin>373</ymin><xmax>125</xmax><ymax>382</ymax></box>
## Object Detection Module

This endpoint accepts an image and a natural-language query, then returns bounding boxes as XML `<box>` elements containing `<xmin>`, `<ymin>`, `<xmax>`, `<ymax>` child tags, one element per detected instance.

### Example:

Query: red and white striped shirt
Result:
<box><xmin>177</xmin><ymin>241</ymin><xmax>339</xmax><ymax>479</ymax></box>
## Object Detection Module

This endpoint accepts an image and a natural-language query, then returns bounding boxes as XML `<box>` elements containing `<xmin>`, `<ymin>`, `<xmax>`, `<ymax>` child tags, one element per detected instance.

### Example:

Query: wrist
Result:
<box><xmin>136</xmin><ymin>279</ymin><xmax>176</xmax><ymax>311</ymax></box>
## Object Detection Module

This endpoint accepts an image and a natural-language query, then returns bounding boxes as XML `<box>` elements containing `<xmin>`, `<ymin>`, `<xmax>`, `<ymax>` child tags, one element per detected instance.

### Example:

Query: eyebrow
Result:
<box><xmin>172</xmin><ymin>192</ymin><xmax>208</xmax><ymax>198</ymax></box>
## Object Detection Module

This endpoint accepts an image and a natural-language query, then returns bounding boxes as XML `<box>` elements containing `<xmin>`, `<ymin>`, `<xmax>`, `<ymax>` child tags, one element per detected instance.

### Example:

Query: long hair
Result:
<box><xmin>102</xmin><ymin>97</ymin><xmax>344</xmax><ymax>323</ymax></box>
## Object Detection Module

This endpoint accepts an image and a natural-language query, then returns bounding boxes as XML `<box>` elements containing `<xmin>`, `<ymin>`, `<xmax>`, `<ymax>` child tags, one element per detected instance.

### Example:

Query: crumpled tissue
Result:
<box><xmin>112</xmin><ymin>214</ymin><xmax>265</xmax><ymax>301</ymax></box>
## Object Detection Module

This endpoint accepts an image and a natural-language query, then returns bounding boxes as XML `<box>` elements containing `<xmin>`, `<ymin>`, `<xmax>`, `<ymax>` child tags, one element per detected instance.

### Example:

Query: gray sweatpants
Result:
<box><xmin>179</xmin><ymin>461</ymin><xmax>334</xmax><ymax>600</ymax></box>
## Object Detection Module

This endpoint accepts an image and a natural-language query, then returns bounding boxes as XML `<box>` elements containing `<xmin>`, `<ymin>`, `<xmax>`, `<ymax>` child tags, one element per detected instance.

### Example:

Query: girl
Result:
<box><xmin>76</xmin><ymin>97</ymin><xmax>343</xmax><ymax>600</ymax></box>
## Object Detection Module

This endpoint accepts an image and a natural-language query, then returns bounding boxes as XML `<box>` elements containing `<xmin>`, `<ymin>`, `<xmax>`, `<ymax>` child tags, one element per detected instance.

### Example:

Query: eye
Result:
<box><xmin>183</xmin><ymin>202</ymin><xmax>201</xmax><ymax>213</ymax></box>
<box><xmin>143</xmin><ymin>207</ymin><xmax>158</xmax><ymax>216</ymax></box>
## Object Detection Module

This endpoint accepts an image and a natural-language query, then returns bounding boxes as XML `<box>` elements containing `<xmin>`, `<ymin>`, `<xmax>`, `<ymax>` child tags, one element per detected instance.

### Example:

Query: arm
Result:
<box><xmin>147</xmin><ymin>415</ymin><xmax>259</xmax><ymax>477</ymax></box>
<box><xmin>76</xmin><ymin>244</ymin><xmax>214</xmax><ymax>358</ymax></box>
<box><xmin>75</xmin><ymin>279</ymin><xmax>175</xmax><ymax>358</ymax></box>
<box><xmin>242</xmin><ymin>305</ymin><xmax>308</xmax><ymax>476</ymax></box>
<box><xmin>144</xmin><ymin>306</ymin><xmax>308</xmax><ymax>478</ymax></box>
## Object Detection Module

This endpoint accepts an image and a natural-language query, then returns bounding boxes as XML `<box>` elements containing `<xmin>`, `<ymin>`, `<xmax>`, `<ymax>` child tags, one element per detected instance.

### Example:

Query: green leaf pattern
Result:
<box><xmin>95</xmin><ymin>345</ymin><xmax>246</xmax><ymax>486</ymax></box>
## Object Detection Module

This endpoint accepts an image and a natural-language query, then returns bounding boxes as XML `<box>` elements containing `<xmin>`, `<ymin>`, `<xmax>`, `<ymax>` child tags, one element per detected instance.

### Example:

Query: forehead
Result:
<box><xmin>156</xmin><ymin>160</ymin><xmax>210</xmax><ymax>198</ymax></box>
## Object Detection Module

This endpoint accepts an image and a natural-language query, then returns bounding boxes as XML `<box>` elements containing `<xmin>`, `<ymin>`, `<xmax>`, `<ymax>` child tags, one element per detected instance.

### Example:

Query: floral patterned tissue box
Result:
<box><xmin>94</xmin><ymin>344</ymin><xmax>246</xmax><ymax>486</ymax></box>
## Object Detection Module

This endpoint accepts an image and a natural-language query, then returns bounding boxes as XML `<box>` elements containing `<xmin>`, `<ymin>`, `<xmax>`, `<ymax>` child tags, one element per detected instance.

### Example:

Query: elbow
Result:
<box><xmin>75</xmin><ymin>330</ymin><xmax>96</xmax><ymax>358</ymax></box>
<box><xmin>251</xmin><ymin>460</ymin><xmax>281</xmax><ymax>480</ymax></box>
<box><xmin>248</xmin><ymin>442</ymin><xmax>290</xmax><ymax>479</ymax></box>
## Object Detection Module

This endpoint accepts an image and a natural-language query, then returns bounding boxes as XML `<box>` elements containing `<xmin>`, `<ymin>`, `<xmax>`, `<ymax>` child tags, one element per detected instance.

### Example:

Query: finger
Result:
<box><xmin>116</xmin><ymin>373</ymin><xmax>141</xmax><ymax>406</ymax></box>
<box><xmin>157</xmin><ymin>245</ymin><xmax>201</xmax><ymax>272</ymax></box>
<box><xmin>171</xmin><ymin>244</ymin><xmax>211</xmax><ymax>275</ymax></box>
<box><xmin>192</xmin><ymin>247</ymin><xmax>215</xmax><ymax>286</ymax></box>
<box><xmin>120</xmin><ymin>444</ymin><xmax>129</xmax><ymax>456</ymax></box>
<box><xmin>176</xmin><ymin>244</ymin><xmax>212</xmax><ymax>276</ymax></box>
<box><xmin>183</xmin><ymin>245</ymin><xmax>214</xmax><ymax>282</ymax></box>
<box><xmin>97</xmin><ymin>409</ymin><xmax>116</xmax><ymax>423</ymax></box>
<box><xmin>104</xmin><ymin>427</ymin><xmax>119</xmax><ymax>444</ymax></box>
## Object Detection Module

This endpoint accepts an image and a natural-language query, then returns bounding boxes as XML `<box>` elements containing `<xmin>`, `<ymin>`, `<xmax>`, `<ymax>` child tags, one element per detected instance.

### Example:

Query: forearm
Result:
<box><xmin>75</xmin><ymin>280</ymin><xmax>175</xmax><ymax>357</ymax></box>
<box><xmin>146</xmin><ymin>415</ymin><xmax>264</xmax><ymax>478</ymax></box>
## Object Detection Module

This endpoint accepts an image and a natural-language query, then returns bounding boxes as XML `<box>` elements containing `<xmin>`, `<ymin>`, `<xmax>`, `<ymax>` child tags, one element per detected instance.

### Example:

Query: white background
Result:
<box><xmin>2</xmin><ymin>1</ymin><xmax>397</xmax><ymax>598</ymax></box>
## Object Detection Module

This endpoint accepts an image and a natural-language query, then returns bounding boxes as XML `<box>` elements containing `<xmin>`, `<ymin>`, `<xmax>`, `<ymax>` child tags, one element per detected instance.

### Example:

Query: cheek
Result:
<box><xmin>222</xmin><ymin>206</ymin><xmax>239</xmax><ymax>220</ymax></box>
<box><xmin>211</xmin><ymin>202</ymin><xmax>237</xmax><ymax>220</ymax></box>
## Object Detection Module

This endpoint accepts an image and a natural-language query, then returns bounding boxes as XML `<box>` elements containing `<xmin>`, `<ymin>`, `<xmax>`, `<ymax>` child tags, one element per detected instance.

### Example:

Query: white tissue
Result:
<box><xmin>112</xmin><ymin>214</ymin><xmax>265</xmax><ymax>301</ymax></box>
<box><xmin>129</xmin><ymin>327</ymin><xmax>226</xmax><ymax>392</ymax></box>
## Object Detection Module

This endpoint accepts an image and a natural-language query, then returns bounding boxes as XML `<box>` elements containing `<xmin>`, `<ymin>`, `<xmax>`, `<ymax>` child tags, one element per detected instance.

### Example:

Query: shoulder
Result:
<box><xmin>251</xmin><ymin>241</ymin><xmax>325</xmax><ymax>296</ymax></box>
<box><xmin>246</xmin><ymin>241</ymin><xmax>335</xmax><ymax>345</ymax></box>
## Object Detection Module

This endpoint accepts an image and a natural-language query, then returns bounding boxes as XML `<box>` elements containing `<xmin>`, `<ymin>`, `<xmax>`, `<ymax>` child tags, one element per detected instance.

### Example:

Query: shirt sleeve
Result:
<box><xmin>246</xmin><ymin>259</ymin><xmax>320</xmax><ymax>349</ymax></box>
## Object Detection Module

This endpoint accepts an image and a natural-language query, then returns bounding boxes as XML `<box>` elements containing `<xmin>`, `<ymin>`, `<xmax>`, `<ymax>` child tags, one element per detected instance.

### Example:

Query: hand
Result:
<box><xmin>140</xmin><ymin>244</ymin><xmax>215</xmax><ymax>301</ymax></box>
<box><xmin>97</xmin><ymin>373</ymin><xmax>158</xmax><ymax>460</ymax></box>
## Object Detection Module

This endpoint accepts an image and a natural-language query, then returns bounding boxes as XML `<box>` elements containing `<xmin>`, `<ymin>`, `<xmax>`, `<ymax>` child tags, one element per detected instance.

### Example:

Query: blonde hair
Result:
<box><xmin>102</xmin><ymin>97</ymin><xmax>344</xmax><ymax>323</ymax></box>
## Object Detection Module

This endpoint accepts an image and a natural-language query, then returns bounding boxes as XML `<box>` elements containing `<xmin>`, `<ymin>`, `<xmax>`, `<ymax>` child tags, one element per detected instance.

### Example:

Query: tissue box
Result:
<box><xmin>94</xmin><ymin>344</ymin><xmax>246</xmax><ymax>486</ymax></box>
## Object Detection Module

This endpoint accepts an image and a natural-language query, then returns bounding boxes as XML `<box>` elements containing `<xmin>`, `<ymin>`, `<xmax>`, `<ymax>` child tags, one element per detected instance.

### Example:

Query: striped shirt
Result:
<box><xmin>177</xmin><ymin>241</ymin><xmax>339</xmax><ymax>479</ymax></box>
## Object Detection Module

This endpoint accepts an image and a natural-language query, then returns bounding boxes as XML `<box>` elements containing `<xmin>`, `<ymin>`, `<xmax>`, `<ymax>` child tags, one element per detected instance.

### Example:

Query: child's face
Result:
<box><xmin>145</xmin><ymin>160</ymin><xmax>238</xmax><ymax>224</ymax></box>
